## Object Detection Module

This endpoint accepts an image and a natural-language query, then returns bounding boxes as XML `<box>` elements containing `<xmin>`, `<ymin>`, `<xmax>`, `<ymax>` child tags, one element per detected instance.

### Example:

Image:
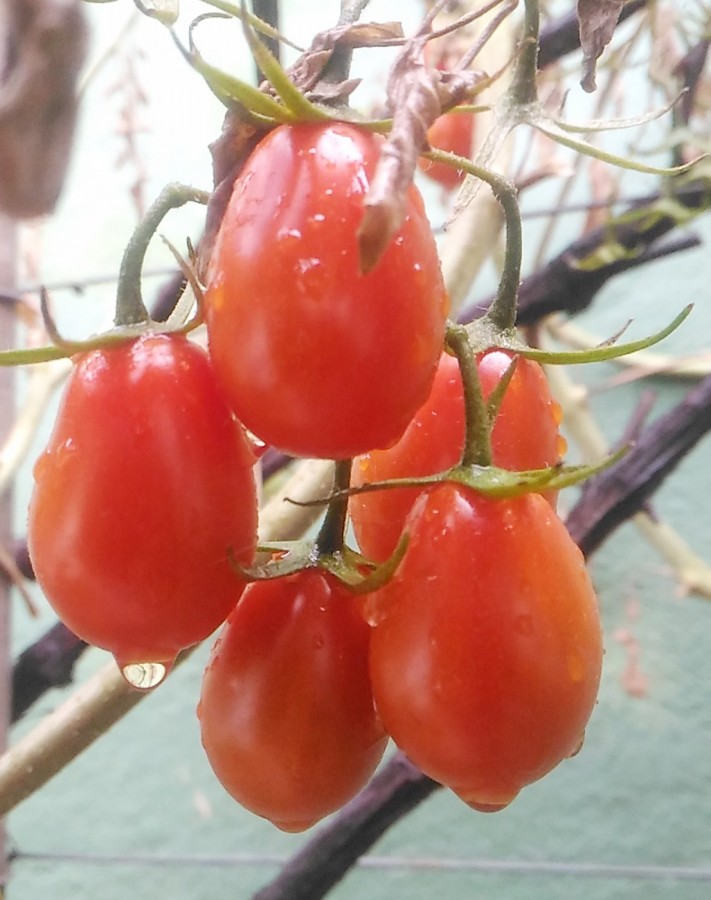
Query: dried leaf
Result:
<box><xmin>577</xmin><ymin>0</ymin><xmax>624</xmax><ymax>92</ymax></box>
<box><xmin>0</xmin><ymin>0</ymin><xmax>87</xmax><ymax>218</ymax></box>
<box><xmin>358</xmin><ymin>41</ymin><xmax>440</xmax><ymax>273</ymax></box>
<box><xmin>358</xmin><ymin>38</ymin><xmax>478</xmax><ymax>273</ymax></box>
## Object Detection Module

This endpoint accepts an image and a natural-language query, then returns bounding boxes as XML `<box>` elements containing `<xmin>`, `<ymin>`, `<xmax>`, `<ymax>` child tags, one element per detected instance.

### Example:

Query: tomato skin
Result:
<box><xmin>351</xmin><ymin>349</ymin><xmax>563</xmax><ymax>562</ymax></box>
<box><xmin>205</xmin><ymin>121</ymin><xmax>449</xmax><ymax>459</ymax></box>
<box><xmin>27</xmin><ymin>333</ymin><xmax>258</xmax><ymax>668</ymax></box>
<box><xmin>419</xmin><ymin>111</ymin><xmax>475</xmax><ymax>189</ymax></box>
<box><xmin>198</xmin><ymin>570</ymin><xmax>388</xmax><ymax>831</ymax></box>
<box><xmin>368</xmin><ymin>485</ymin><xmax>602</xmax><ymax>810</ymax></box>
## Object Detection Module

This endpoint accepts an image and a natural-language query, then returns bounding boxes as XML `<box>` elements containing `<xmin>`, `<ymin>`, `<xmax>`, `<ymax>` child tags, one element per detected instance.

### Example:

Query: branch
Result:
<box><xmin>253</xmin><ymin>753</ymin><xmax>438</xmax><ymax>900</ymax></box>
<box><xmin>566</xmin><ymin>373</ymin><xmax>711</xmax><ymax>556</ymax></box>
<box><xmin>11</xmin><ymin>624</ymin><xmax>87</xmax><ymax>723</ymax></box>
<box><xmin>510</xmin><ymin>179</ymin><xmax>710</xmax><ymax>326</ymax></box>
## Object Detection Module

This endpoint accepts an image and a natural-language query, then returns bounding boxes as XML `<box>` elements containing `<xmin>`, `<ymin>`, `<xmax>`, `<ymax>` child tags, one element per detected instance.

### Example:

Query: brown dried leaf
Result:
<box><xmin>577</xmin><ymin>0</ymin><xmax>624</xmax><ymax>92</ymax></box>
<box><xmin>358</xmin><ymin>41</ymin><xmax>440</xmax><ymax>273</ymax></box>
<box><xmin>286</xmin><ymin>22</ymin><xmax>404</xmax><ymax>102</ymax></box>
<box><xmin>0</xmin><ymin>0</ymin><xmax>88</xmax><ymax>218</ymax></box>
<box><xmin>358</xmin><ymin>39</ymin><xmax>479</xmax><ymax>273</ymax></box>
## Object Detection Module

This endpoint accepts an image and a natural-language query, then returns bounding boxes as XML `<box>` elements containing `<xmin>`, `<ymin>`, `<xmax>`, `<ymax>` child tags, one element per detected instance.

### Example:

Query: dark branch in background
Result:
<box><xmin>253</xmin><ymin>754</ymin><xmax>438</xmax><ymax>900</ymax></box>
<box><xmin>11</xmin><ymin>624</ymin><xmax>87</xmax><ymax>723</ymax></box>
<box><xmin>537</xmin><ymin>0</ymin><xmax>647</xmax><ymax>69</ymax></box>
<box><xmin>492</xmin><ymin>175</ymin><xmax>711</xmax><ymax>326</ymax></box>
<box><xmin>566</xmin><ymin>373</ymin><xmax>711</xmax><ymax>557</ymax></box>
<box><xmin>252</xmin><ymin>0</ymin><xmax>280</xmax><ymax>82</ymax></box>
<box><xmin>672</xmin><ymin>36</ymin><xmax>711</xmax><ymax>164</ymax></box>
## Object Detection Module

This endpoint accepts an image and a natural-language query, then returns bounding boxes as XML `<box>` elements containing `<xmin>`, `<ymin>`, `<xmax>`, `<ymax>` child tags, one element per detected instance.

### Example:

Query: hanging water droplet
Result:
<box><xmin>119</xmin><ymin>659</ymin><xmax>173</xmax><ymax>690</ymax></box>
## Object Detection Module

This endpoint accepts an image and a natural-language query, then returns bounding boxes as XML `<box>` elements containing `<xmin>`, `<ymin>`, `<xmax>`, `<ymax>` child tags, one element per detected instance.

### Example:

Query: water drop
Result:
<box><xmin>566</xmin><ymin>652</ymin><xmax>585</xmax><ymax>683</ymax></box>
<box><xmin>119</xmin><ymin>659</ymin><xmax>173</xmax><ymax>690</ymax></box>
<box><xmin>568</xmin><ymin>731</ymin><xmax>586</xmax><ymax>758</ymax></box>
<box><xmin>454</xmin><ymin>785</ymin><xmax>518</xmax><ymax>813</ymax></box>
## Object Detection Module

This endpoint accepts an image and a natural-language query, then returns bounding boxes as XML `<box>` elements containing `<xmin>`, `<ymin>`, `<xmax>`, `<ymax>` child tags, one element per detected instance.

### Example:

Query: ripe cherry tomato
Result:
<box><xmin>419</xmin><ymin>111</ymin><xmax>475</xmax><ymax>190</ymax></box>
<box><xmin>28</xmin><ymin>333</ymin><xmax>258</xmax><ymax>676</ymax></box>
<box><xmin>368</xmin><ymin>485</ymin><xmax>602</xmax><ymax>811</ymax></box>
<box><xmin>351</xmin><ymin>349</ymin><xmax>564</xmax><ymax>562</ymax></box>
<box><xmin>199</xmin><ymin>570</ymin><xmax>388</xmax><ymax>831</ymax></box>
<box><xmin>205</xmin><ymin>121</ymin><xmax>449</xmax><ymax>459</ymax></box>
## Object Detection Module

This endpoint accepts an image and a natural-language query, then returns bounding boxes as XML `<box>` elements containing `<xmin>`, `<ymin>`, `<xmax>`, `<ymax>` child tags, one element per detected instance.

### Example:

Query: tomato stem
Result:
<box><xmin>114</xmin><ymin>183</ymin><xmax>209</xmax><ymax>328</ymax></box>
<box><xmin>485</xmin><ymin>176</ymin><xmax>523</xmax><ymax>333</ymax></box>
<box><xmin>315</xmin><ymin>459</ymin><xmax>353</xmax><ymax>555</ymax></box>
<box><xmin>510</xmin><ymin>0</ymin><xmax>540</xmax><ymax>107</ymax></box>
<box><xmin>446</xmin><ymin>323</ymin><xmax>492</xmax><ymax>469</ymax></box>
<box><xmin>425</xmin><ymin>150</ymin><xmax>522</xmax><ymax>333</ymax></box>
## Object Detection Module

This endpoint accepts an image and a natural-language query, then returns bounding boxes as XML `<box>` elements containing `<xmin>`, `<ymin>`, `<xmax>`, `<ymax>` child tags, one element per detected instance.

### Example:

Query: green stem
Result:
<box><xmin>427</xmin><ymin>150</ymin><xmax>522</xmax><ymax>331</ymax></box>
<box><xmin>486</xmin><ymin>177</ymin><xmax>523</xmax><ymax>332</ymax></box>
<box><xmin>114</xmin><ymin>184</ymin><xmax>209</xmax><ymax>327</ymax></box>
<box><xmin>315</xmin><ymin>459</ymin><xmax>353</xmax><ymax>555</ymax></box>
<box><xmin>509</xmin><ymin>0</ymin><xmax>540</xmax><ymax>106</ymax></box>
<box><xmin>446</xmin><ymin>324</ymin><xmax>492</xmax><ymax>469</ymax></box>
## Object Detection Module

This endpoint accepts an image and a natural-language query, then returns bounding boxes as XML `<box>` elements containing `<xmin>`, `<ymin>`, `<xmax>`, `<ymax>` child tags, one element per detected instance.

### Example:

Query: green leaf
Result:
<box><xmin>239</xmin><ymin>1</ymin><xmax>330</xmax><ymax>122</ymax></box>
<box><xmin>533</xmin><ymin>120</ymin><xmax>701</xmax><ymax>177</ymax></box>
<box><xmin>515</xmin><ymin>306</ymin><xmax>693</xmax><ymax>366</ymax></box>
<box><xmin>171</xmin><ymin>24</ymin><xmax>294</xmax><ymax>119</ymax></box>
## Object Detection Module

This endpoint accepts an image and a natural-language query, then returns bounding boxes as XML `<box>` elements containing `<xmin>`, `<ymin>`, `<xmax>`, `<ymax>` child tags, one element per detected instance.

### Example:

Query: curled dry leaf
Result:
<box><xmin>358</xmin><ymin>40</ymin><xmax>439</xmax><ymax>273</ymax></box>
<box><xmin>577</xmin><ymin>0</ymin><xmax>624</xmax><ymax>92</ymax></box>
<box><xmin>0</xmin><ymin>0</ymin><xmax>88</xmax><ymax>218</ymax></box>
<box><xmin>358</xmin><ymin>40</ymin><xmax>479</xmax><ymax>273</ymax></box>
<box><xmin>288</xmin><ymin>21</ymin><xmax>404</xmax><ymax>101</ymax></box>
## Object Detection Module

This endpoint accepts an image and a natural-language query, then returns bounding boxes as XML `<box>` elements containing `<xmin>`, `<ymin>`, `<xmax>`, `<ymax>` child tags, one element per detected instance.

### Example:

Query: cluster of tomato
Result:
<box><xmin>26</xmin><ymin>117</ymin><xmax>602</xmax><ymax>832</ymax></box>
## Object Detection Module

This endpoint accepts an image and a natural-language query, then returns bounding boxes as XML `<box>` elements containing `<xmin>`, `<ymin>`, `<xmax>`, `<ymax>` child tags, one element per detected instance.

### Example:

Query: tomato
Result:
<box><xmin>28</xmin><ymin>333</ymin><xmax>258</xmax><ymax>678</ymax></box>
<box><xmin>368</xmin><ymin>485</ymin><xmax>602</xmax><ymax>811</ymax></box>
<box><xmin>351</xmin><ymin>349</ymin><xmax>564</xmax><ymax>562</ymax></box>
<box><xmin>198</xmin><ymin>569</ymin><xmax>388</xmax><ymax>831</ymax></box>
<box><xmin>419</xmin><ymin>111</ymin><xmax>475</xmax><ymax>190</ymax></box>
<box><xmin>205</xmin><ymin>121</ymin><xmax>449</xmax><ymax>459</ymax></box>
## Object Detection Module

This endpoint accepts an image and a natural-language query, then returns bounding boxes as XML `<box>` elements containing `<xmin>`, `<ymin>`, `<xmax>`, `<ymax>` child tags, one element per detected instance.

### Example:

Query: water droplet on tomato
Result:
<box><xmin>357</xmin><ymin>592</ymin><xmax>388</xmax><ymax>627</ymax></box>
<box><xmin>568</xmin><ymin>731</ymin><xmax>586</xmax><ymax>758</ymax></box>
<box><xmin>465</xmin><ymin>799</ymin><xmax>512</xmax><ymax>814</ymax></box>
<box><xmin>556</xmin><ymin>434</ymin><xmax>568</xmax><ymax>457</ymax></box>
<box><xmin>119</xmin><ymin>659</ymin><xmax>173</xmax><ymax>691</ymax></box>
<box><xmin>551</xmin><ymin>400</ymin><xmax>564</xmax><ymax>426</ymax></box>
<box><xmin>454</xmin><ymin>782</ymin><xmax>519</xmax><ymax>813</ymax></box>
<box><xmin>566</xmin><ymin>652</ymin><xmax>585</xmax><ymax>683</ymax></box>
<box><xmin>271</xmin><ymin>817</ymin><xmax>317</xmax><ymax>833</ymax></box>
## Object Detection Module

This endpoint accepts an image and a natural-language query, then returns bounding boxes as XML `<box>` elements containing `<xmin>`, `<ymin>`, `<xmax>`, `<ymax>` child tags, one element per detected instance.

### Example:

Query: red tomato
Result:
<box><xmin>205</xmin><ymin>121</ymin><xmax>449</xmax><ymax>459</ymax></box>
<box><xmin>198</xmin><ymin>570</ymin><xmax>388</xmax><ymax>831</ymax></box>
<box><xmin>419</xmin><ymin>111</ymin><xmax>475</xmax><ymax>190</ymax></box>
<box><xmin>368</xmin><ymin>485</ymin><xmax>602</xmax><ymax>811</ymax></box>
<box><xmin>28</xmin><ymin>334</ymin><xmax>258</xmax><ymax>677</ymax></box>
<box><xmin>351</xmin><ymin>349</ymin><xmax>564</xmax><ymax>562</ymax></box>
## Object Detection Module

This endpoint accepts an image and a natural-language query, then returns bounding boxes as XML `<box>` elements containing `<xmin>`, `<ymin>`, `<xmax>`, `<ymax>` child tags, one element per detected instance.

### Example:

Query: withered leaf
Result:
<box><xmin>358</xmin><ymin>40</ymin><xmax>440</xmax><ymax>273</ymax></box>
<box><xmin>578</xmin><ymin>0</ymin><xmax>624</xmax><ymax>92</ymax></box>
<box><xmin>358</xmin><ymin>41</ymin><xmax>477</xmax><ymax>273</ymax></box>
